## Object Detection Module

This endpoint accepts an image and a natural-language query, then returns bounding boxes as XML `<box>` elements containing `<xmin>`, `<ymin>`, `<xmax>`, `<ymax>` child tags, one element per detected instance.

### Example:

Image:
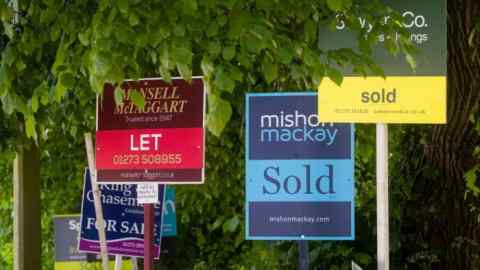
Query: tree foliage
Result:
<box><xmin>0</xmin><ymin>0</ymin><xmax>411</xmax><ymax>142</ymax></box>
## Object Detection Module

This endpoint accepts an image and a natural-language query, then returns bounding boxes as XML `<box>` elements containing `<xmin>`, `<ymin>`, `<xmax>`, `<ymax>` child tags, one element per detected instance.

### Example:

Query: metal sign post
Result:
<box><xmin>114</xmin><ymin>255</ymin><xmax>122</xmax><ymax>270</ymax></box>
<box><xmin>376</xmin><ymin>124</ymin><xmax>389</xmax><ymax>270</ymax></box>
<box><xmin>144</xmin><ymin>204</ymin><xmax>155</xmax><ymax>270</ymax></box>
<box><xmin>131</xmin><ymin>257</ymin><xmax>139</xmax><ymax>270</ymax></box>
<box><xmin>298</xmin><ymin>241</ymin><xmax>309</xmax><ymax>270</ymax></box>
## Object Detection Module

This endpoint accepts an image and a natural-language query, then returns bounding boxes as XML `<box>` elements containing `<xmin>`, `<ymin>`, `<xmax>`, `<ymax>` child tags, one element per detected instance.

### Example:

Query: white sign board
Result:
<box><xmin>137</xmin><ymin>184</ymin><xmax>159</xmax><ymax>204</ymax></box>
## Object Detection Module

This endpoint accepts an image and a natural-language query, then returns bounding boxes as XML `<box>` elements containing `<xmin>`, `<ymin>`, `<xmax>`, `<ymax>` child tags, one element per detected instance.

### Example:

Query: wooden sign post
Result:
<box><xmin>84</xmin><ymin>133</ymin><xmax>110</xmax><ymax>270</ymax></box>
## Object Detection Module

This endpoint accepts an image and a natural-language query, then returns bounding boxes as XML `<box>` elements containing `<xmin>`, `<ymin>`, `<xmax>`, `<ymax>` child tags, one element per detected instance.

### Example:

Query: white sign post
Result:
<box><xmin>114</xmin><ymin>255</ymin><xmax>123</xmax><ymax>270</ymax></box>
<box><xmin>352</xmin><ymin>261</ymin><xmax>364</xmax><ymax>270</ymax></box>
<box><xmin>376</xmin><ymin>124</ymin><xmax>389</xmax><ymax>270</ymax></box>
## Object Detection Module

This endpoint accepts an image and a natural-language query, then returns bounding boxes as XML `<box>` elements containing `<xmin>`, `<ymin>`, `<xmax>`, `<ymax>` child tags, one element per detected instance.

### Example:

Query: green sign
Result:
<box><xmin>318</xmin><ymin>0</ymin><xmax>447</xmax><ymax>76</ymax></box>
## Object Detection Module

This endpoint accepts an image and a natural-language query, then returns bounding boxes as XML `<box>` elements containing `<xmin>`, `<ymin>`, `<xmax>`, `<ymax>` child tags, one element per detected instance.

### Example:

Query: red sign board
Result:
<box><xmin>96</xmin><ymin>77</ymin><xmax>205</xmax><ymax>184</ymax></box>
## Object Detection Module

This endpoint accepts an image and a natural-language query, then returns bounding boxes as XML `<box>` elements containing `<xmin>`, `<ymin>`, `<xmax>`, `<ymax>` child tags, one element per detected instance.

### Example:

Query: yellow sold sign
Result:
<box><xmin>317</xmin><ymin>76</ymin><xmax>447</xmax><ymax>124</ymax></box>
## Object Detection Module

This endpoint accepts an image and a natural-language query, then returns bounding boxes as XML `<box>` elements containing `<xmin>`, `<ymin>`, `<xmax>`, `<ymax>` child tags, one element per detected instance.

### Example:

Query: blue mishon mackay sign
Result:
<box><xmin>245</xmin><ymin>93</ymin><xmax>355</xmax><ymax>240</ymax></box>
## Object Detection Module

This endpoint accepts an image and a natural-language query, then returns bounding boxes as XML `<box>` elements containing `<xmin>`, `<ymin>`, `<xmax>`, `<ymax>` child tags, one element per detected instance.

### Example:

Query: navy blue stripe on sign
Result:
<box><xmin>248</xmin><ymin>95</ymin><xmax>351</xmax><ymax>160</ymax></box>
<box><xmin>248</xmin><ymin>201</ymin><xmax>351</xmax><ymax>237</ymax></box>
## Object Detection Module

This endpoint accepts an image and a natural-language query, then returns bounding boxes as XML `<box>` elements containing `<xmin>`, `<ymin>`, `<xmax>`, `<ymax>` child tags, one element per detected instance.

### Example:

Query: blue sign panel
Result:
<box><xmin>54</xmin><ymin>215</ymin><xmax>87</xmax><ymax>262</ymax></box>
<box><xmin>246</xmin><ymin>93</ymin><xmax>355</xmax><ymax>240</ymax></box>
<box><xmin>79</xmin><ymin>169</ymin><xmax>177</xmax><ymax>257</ymax></box>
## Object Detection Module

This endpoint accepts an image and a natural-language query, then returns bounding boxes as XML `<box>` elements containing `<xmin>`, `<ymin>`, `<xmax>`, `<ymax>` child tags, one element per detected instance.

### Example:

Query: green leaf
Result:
<box><xmin>31</xmin><ymin>96</ymin><xmax>39</xmax><ymax>113</ymax></box>
<box><xmin>207</xmin><ymin>93</ymin><xmax>232</xmax><ymax>137</ymax></box>
<box><xmin>210</xmin><ymin>217</ymin><xmax>224</xmax><ymax>231</ymax></box>
<box><xmin>243</xmin><ymin>34</ymin><xmax>264</xmax><ymax>53</ymax></box>
<box><xmin>343</xmin><ymin>0</ymin><xmax>353</xmax><ymax>9</ymax></box>
<box><xmin>0</xmin><ymin>65</ymin><xmax>13</xmax><ymax>94</ymax></box>
<box><xmin>327</xmin><ymin>67</ymin><xmax>343</xmax><ymax>86</ymax></box>
<box><xmin>312</xmin><ymin>64</ymin><xmax>325</xmax><ymax>86</ymax></box>
<box><xmin>236</xmin><ymin>50</ymin><xmax>252</xmax><ymax>68</ymax></box>
<box><xmin>60</xmin><ymin>73</ymin><xmax>76</xmax><ymax>88</ymax></box>
<box><xmin>34</xmin><ymin>82</ymin><xmax>50</xmax><ymax>106</ymax></box>
<box><xmin>405</xmin><ymin>52</ymin><xmax>417</xmax><ymax>72</ymax></box>
<box><xmin>201</xmin><ymin>57</ymin><xmax>214</xmax><ymax>77</ymax></box>
<box><xmin>354</xmin><ymin>252</ymin><xmax>372</xmax><ymax>265</ymax></box>
<box><xmin>114</xmin><ymin>86</ymin><xmax>125</xmax><ymax>106</ymax></box>
<box><xmin>159</xmin><ymin>45</ymin><xmax>172</xmax><ymax>70</ymax></box>
<box><xmin>97</xmin><ymin>38</ymin><xmax>114</xmax><ymax>52</ymax></box>
<box><xmin>385</xmin><ymin>38</ymin><xmax>399</xmax><ymax>56</ymax></box>
<box><xmin>15</xmin><ymin>59</ymin><xmax>26</xmax><ymax>72</ymax></box>
<box><xmin>151</xmin><ymin>26</ymin><xmax>170</xmax><ymax>46</ymax></box>
<box><xmin>278</xmin><ymin>47</ymin><xmax>294</xmax><ymax>65</ymax></box>
<box><xmin>183</xmin><ymin>0</ymin><xmax>198</xmax><ymax>15</ymax></box>
<box><xmin>1</xmin><ymin>94</ymin><xmax>14</xmax><ymax>115</ymax></box>
<box><xmin>206</xmin><ymin>23</ymin><xmax>219</xmax><ymax>37</ymax></box>
<box><xmin>130</xmin><ymin>90</ymin><xmax>145</xmax><ymax>111</ymax></box>
<box><xmin>177</xmin><ymin>63</ymin><xmax>192</xmax><ymax>83</ymax></box>
<box><xmin>217</xmin><ymin>13</ymin><xmax>228</xmax><ymax>26</ymax></box>
<box><xmin>50</xmin><ymin>23</ymin><xmax>61</xmax><ymax>42</ymax></box>
<box><xmin>55</xmin><ymin>82</ymin><xmax>68</xmax><ymax>102</ymax></box>
<box><xmin>262</xmin><ymin>58</ymin><xmax>278</xmax><ymax>83</ymax></box>
<box><xmin>221</xmin><ymin>0</ymin><xmax>237</xmax><ymax>10</ymax></box>
<box><xmin>116</xmin><ymin>0</ymin><xmax>129</xmax><ymax>13</ymax></box>
<box><xmin>305</xmin><ymin>20</ymin><xmax>317</xmax><ymax>43</ymax></box>
<box><xmin>69</xmin><ymin>126</ymin><xmax>78</xmax><ymax>138</ymax></box>
<box><xmin>222</xmin><ymin>45</ymin><xmax>236</xmax><ymax>61</ymax></box>
<box><xmin>25</xmin><ymin>115</ymin><xmax>37</xmax><ymax>141</ymax></box>
<box><xmin>208</xmin><ymin>41</ymin><xmax>222</xmax><ymax>57</ymax></box>
<box><xmin>234</xmin><ymin>231</ymin><xmax>244</xmax><ymax>247</ymax></box>
<box><xmin>214</xmin><ymin>67</ymin><xmax>235</xmax><ymax>93</ymax></box>
<box><xmin>2</xmin><ymin>46</ymin><xmax>16</xmax><ymax>66</ymax></box>
<box><xmin>327</xmin><ymin>0</ymin><xmax>343</xmax><ymax>12</ymax></box>
<box><xmin>230</xmin><ymin>66</ymin><xmax>243</xmax><ymax>82</ymax></box>
<box><xmin>303</xmin><ymin>48</ymin><xmax>320</xmax><ymax>67</ymax></box>
<box><xmin>159</xmin><ymin>65</ymin><xmax>172</xmax><ymax>83</ymax></box>
<box><xmin>370</xmin><ymin>64</ymin><xmax>385</xmax><ymax>78</ymax></box>
<box><xmin>173</xmin><ymin>46</ymin><xmax>192</xmax><ymax>66</ymax></box>
<box><xmin>114</xmin><ymin>27</ymin><xmax>130</xmax><ymax>44</ymax></box>
<box><xmin>174</xmin><ymin>24</ymin><xmax>186</xmax><ymax>37</ymax></box>
<box><xmin>222</xmin><ymin>215</ymin><xmax>240</xmax><ymax>233</ymax></box>
<box><xmin>92</xmin><ymin>52</ymin><xmax>113</xmax><ymax>77</ymax></box>
<box><xmin>465</xmin><ymin>167</ymin><xmax>480</xmax><ymax>196</ymax></box>
<box><xmin>128</xmin><ymin>13</ymin><xmax>140</xmax><ymax>26</ymax></box>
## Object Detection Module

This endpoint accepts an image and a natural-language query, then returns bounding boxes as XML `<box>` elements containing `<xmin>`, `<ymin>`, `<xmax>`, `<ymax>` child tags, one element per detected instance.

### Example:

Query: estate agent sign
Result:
<box><xmin>318</xmin><ymin>0</ymin><xmax>447</xmax><ymax>123</ymax></box>
<box><xmin>245</xmin><ymin>93</ymin><xmax>355</xmax><ymax>240</ymax></box>
<box><xmin>96</xmin><ymin>77</ymin><xmax>205</xmax><ymax>184</ymax></box>
<box><xmin>79</xmin><ymin>169</ymin><xmax>176</xmax><ymax>258</ymax></box>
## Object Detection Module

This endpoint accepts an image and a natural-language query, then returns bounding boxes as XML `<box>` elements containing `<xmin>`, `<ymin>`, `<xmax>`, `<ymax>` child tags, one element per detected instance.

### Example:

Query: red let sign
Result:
<box><xmin>96</xmin><ymin>77</ymin><xmax>205</xmax><ymax>184</ymax></box>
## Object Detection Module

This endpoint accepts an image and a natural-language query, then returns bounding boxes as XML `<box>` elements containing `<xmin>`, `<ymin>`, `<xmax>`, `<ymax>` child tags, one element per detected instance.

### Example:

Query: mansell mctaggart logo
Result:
<box><xmin>246</xmin><ymin>93</ymin><xmax>355</xmax><ymax>240</ymax></box>
<box><xmin>113</xmin><ymin>85</ymin><xmax>188</xmax><ymax>115</ymax></box>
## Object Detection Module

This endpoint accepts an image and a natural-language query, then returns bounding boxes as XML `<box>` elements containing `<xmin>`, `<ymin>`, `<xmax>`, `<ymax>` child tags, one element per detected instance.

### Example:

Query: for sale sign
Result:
<box><xmin>79</xmin><ymin>169</ymin><xmax>170</xmax><ymax>258</ymax></box>
<box><xmin>96</xmin><ymin>77</ymin><xmax>205</xmax><ymax>184</ymax></box>
<box><xmin>245</xmin><ymin>93</ymin><xmax>355</xmax><ymax>240</ymax></box>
